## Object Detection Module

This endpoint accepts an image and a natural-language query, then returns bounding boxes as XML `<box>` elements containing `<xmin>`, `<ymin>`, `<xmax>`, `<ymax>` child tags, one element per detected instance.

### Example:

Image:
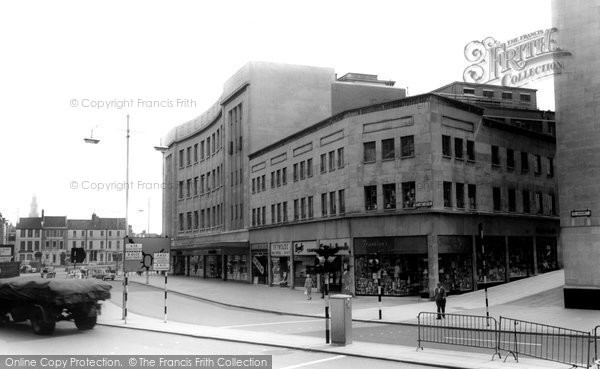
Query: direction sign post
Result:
<box><xmin>153</xmin><ymin>252</ymin><xmax>170</xmax><ymax>323</ymax></box>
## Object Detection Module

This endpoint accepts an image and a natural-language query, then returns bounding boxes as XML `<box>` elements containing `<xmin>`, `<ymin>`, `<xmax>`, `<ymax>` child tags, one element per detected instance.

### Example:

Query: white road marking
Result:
<box><xmin>220</xmin><ymin>319</ymin><xmax>323</xmax><ymax>329</ymax></box>
<box><xmin>279</xmin><ymin>355</ymin><xmax>346</xmax><ymax>369</ymax></box>
<box><xmin>444</xmin><ymin>337</ymin><xmax>541</xmax><ymax>346</ymax></box>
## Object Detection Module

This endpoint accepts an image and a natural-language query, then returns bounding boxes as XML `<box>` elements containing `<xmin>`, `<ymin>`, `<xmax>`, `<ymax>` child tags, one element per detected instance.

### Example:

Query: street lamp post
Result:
<box><xmin>84</xmin><ymin>114</ymin><xmax>130</xmax><ymax>322</ymax></box>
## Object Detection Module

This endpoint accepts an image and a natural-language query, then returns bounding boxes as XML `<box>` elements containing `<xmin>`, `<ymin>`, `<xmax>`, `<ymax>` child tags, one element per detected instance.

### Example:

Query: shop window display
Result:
<box><xmin>508</xmin><ymin>237</ymin><xmax>534</xmax><ymax>280</ymax></box>
<box><xmin>354</xmin><ymin>254</ymin><xmax>428</xmax><ymax>296</ymax></box>
<box><xmin>438</xmin><ymin>253</ymin><xmax>473</xmax><ymax>293</ymax></box>
<box><xmin>226</xmin><ymin>254</ymin><xmax>248</xmax><ymax>281</ymax></box>
<box><xmin>476</xmin><ymin>237</ymin><xmax>506</xmax><ymax>283</ymax></box>
<box><xmin>206</xmin><ymin>255</ymin><xmax>222</xmax><ymax>278</ymax></box>
<box><xmin>190</xmin><ymin>255</ymin><xmax>204</xmax><ymax>278</ymax></box>
<box><xmin>271</xmin><ymin>257</ymin><xmax>290</xmax><ymax>287</ymax></box>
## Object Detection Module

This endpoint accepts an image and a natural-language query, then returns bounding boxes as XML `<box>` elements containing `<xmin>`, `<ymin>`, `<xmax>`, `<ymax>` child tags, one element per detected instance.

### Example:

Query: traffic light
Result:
<box><xmin>70</xmin><ymin>247</ymin><xmax>86</xmax><ymax>263</ymax></box>
<box><xmin>315</xmin><ymin>245</ymin><xmax>339</xmax><ymax>273</ymax></box>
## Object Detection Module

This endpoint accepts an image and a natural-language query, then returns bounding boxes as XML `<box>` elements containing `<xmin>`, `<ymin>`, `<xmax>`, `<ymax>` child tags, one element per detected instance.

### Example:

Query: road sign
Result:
<box><xmin>123</xmin><ymin>237</ymin><xmax>171</xmax><ymax>272</ymax></box>
<box><xmin>153</xmin><ymin>252</ymin><xmax>170</xmax><ymax>271</ymax></box>
<box><xmin>125</xmin><ymin>243</ymin><xmax>143</xmax><ymax>260</ymax></box>
<box><xmin>571</xmin><ymin>209</ymin><xmax>591</xmax><ymax>218</ymax></box>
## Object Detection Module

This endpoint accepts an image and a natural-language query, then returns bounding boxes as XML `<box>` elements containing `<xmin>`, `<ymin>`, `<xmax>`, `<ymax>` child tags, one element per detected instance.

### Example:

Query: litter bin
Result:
<box><xmin>330</xmin><ymin>294</ymin><xmax>352</xmax><ymax>345</ymax></box>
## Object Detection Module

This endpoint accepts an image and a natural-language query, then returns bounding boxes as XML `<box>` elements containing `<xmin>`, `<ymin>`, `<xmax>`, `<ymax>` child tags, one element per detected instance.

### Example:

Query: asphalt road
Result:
<box><xmin>0</xmin><ymin>321</ymin><xmax>434</xmax><ymax>369</ymax></box>
<box><xmin>108</xmin><ymin>282</ymin><xmax>497</xmax><ymax>358</ymax></box>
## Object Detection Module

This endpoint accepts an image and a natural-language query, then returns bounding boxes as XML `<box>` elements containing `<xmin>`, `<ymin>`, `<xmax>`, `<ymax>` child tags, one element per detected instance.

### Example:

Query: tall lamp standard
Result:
<box><xmin>84</xmin><ymin>114</ymin><xmax>130</xmax><ymax>321</ymax></box>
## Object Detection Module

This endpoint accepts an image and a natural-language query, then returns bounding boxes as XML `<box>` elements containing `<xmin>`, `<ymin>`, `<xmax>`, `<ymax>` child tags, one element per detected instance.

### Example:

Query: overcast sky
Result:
<box><xmin>0</xmin><ymin>0</ymin><xmax>554</xmax><ymax>234</ymax></box>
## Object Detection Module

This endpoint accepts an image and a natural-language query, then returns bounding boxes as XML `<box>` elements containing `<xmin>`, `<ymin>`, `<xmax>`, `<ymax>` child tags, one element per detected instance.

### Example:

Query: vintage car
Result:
<box><xmin>40</xmin><ymin>267</ymin><xmax>56</xmax><ymax>278</ymax></box>
<box><xmin>0</xmin><ymin>277</ymin><xmax>111</xmax><ymax>335</ymax></box>
<box><xmin>93</xmin><ymin>270</ymin><xmax>116</xmax><ymax>281</ymax></box>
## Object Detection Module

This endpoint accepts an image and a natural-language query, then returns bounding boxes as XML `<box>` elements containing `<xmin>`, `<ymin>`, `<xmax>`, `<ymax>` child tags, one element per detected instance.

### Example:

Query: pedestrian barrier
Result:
<box><xmin>498</xmin><ymin>316</ymin><xmax>591</xmax><ymax>368</ymax></box>
<box><xmin>416</xmin><ymin>312</ymin><xmax>501</xmax><ymax>359</ymax></box>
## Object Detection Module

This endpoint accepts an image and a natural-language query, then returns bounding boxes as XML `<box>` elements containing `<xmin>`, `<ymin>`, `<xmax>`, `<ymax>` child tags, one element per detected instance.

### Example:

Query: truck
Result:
<box><xmin>0</xmin><ymin>277</ymin><xmax>111</xmax><ymax>335</ymax></box>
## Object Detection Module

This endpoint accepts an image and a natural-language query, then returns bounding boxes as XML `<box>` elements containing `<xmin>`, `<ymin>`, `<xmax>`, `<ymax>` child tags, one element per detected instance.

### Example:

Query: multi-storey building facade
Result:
<box><xmin>553</xmin><ymin>0</ymin><xmax>600</xmax><ymax>309</ymax></box>
<box><xmin>16</xmin><ymin>213</ymin><xmax>125</xmax><ymax>266</ymax></box>
<box><xmin>0</xmin><ymin>213</ymin><xmax>9</xmax><ymax>245</ymax></box>
<box><xmin>67</xmin><ymin>214</ymin><xmax>126</xmax><ymax>265</ymax></box>
<box><xmin>41</xmin><ymin>216</ymin><xmax>68</xmax><ymax>265</ymax></box>
<box><xmin>15</xmin><ymin>217</ymin><xmax>42</xmax><ymax>262</ymax></box>
<box><xmin>161</xmin><ymin>62</ymin><xmax>406</xmax><ymax>280</ymax></box>
<box><xmin>248</xmin><ymin>84</ymin><xmax>559</xmax><ymax>297</ymax></box>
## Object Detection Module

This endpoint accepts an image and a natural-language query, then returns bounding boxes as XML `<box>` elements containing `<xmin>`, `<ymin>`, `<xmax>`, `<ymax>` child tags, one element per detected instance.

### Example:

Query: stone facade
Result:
<box><xmin>553</xmin><ymin>0</ymin><xmax>600</xmax><ymax>309</ymax></box>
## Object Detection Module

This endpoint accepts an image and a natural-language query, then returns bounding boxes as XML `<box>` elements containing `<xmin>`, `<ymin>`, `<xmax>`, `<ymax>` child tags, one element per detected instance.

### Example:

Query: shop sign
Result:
<box><xmin>251</xmin><ymin>243</ymin><xmax>269</xmax><ymax>251</ymax></box>
<box><xmin>270</xmin><ymin>242</ymin><xmax>291</xmax><ymax>256</ymax></box>
<box><xmin>0</xmin><ymin>247</ymin><xmax>11</xmax><ymax>257</ymax></box>
<box><xmin>293</xmin><ymin>241</ymin><xmax>318</xmax><ymax>256</ymax></box>
<box><xmin>354</xmin><ymin>237</ymin><xmax>395</xmax><ymax>254</ymax></box>
<box><xmin>319</xmin><ymin>238</ymin><xmax>352</xmax><ymax>255</ymax></box>
<box><xmin>252</xmin><ymin>256</ymin><xmax>265</xmax><ymax>275</ymax></box>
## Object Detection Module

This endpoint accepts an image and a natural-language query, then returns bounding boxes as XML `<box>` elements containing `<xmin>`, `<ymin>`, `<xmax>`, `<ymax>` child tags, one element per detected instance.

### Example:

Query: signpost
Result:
<box><xmin>153</xmin><ymin>251</ymin><xmax>170</xmax><ymax>323</ymax></box>
<box><xmin>122</xmin><ymin>237</ymin><xmax>171</xmax><ymax>324</ymax></box>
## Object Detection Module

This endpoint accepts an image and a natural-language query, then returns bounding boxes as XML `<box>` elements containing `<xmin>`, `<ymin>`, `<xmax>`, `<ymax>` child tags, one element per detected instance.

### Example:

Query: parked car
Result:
<box><xmin>20</xmin><ymin>265</ymin><xmax>32</xmax><ymax>274</ymax></box>
<box><xmin>40</xmin><ymin>267</ymin><xmax>56</xmax><ymax>278</ymax></box>
<box><xmin>67</xmin><ymin>269</ymin><xmax>83</xmax><ymax>279</ymax></box>
<box><xmin>93</xmin><ymin>270</ymin><xmax>116</xmax><ymax>281</ymax></box>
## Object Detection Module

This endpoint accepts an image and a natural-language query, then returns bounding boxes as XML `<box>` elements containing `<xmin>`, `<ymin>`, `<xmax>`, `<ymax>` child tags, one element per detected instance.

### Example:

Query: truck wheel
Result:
<box><xmin>30</xmin><ymin>307</ymin><xmax>55</xmax><ymax>335</ymax></box>
<box><xmin>74</xmin><ymin>315</ymin><xmax>96</xmax><ymax>330</ymax></box>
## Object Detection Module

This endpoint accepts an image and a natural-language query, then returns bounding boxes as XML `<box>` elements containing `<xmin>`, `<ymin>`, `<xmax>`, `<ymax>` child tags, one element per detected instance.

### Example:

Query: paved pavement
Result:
<box><xmin>96</xmin><ymin>270</ymin><xmax>600</xmax><ymax>369</ymax></box>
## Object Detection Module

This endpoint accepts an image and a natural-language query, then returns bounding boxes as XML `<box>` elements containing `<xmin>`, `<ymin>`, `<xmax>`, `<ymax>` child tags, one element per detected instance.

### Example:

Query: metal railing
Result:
<box><xmin>593</xmin><ymin>325</ymin><xmax>600</xmax><ymax>365</ymax></box>
<box><xmin>416</xmin><ymin>312</ymin><xmax>501</xmax><ymax>360</ymax></box>
<box><xmin>498</xmin><ymin>316</ymin><xmax>591</xmax><ymax>368</ymax></box>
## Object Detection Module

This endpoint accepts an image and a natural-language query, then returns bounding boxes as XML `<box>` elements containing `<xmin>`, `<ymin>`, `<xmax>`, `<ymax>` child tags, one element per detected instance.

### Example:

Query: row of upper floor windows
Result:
<box><xmin>19</xmin><ymin>229</ymin><xmax>122</xmax><ymax>238</ymax></box>
<box><xmin>252</xmin><ymin>189</ymin><xmax>347</xmax><ymax>227</ymax></box>
<box><xmin>462</xmin><ymin>87</ymin><xmax>532</xmax><ymax>102</ymax></box>
<box><xmin>179</xmin><ymin>164</ymin><xmax>223</xmax><ymax>199</ymax></box>
<box><xmin>364</xmin><ymin>136</ymin><xmax>414</xmax><ymax>162</ymax></box>
<box><xmin>252</xmin><ymin>148</ymin><xmax>345</xmax><ymax>194</ymax></box>
<box><xmin>178</xmin><ymin>125</ymin><xmax>224</xmax><ymax>169</ymax></box>
<box><xmin>178</xmin><ymin>203</ymin><xmax>224</xmax><ymax>232</ymax></box>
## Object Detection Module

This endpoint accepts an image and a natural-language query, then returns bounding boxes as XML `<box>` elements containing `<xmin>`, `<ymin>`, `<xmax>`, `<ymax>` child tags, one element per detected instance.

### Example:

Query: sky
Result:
<box><xmin>0</xmin><ymin>0</ymin><xmax>554</xmax><ymax>234</ymax></box>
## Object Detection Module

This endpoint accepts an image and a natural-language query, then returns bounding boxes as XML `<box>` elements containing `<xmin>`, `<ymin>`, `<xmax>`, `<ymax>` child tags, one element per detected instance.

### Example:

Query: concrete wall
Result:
<box><xmin>331</xmin><ymin>82</ymin><xmax>406</xmax><ymax>116</ymax></box>
<box><xmin>247</xmin><ymin>62</ymin><xmax>335</xmax><ymax>153</ymax></box>
<box><xmin>553</xmin><ymin>0</ymin><xmax>600</xmax><ymax>308</ymax></box>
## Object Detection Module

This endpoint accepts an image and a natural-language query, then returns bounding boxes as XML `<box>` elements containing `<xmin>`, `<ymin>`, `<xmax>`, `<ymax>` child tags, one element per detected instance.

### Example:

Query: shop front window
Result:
<box><xmin>477</xmin><ymin>237</ymin><xmax>506</xmax><ymax>283</ymax></box>
<box><xmin>439</xmin><ymin>253</ymin><xmax>473</xmax><ymax>293</ymax></box>
<box><xmin>190</xmin><ymin>255</ymin><xmax>204</xmax><ymax>277</ymax></box>
<box><xmin>271</xmin><ymin>257</ymin><xmax>290</xmax><ymax>287</ymax></box>
<box><xmin>206</xmin><ymin>255</ymin><xmax>222</xmax><ymax>278</ymax></box>
<box><xmin>354</xmin><ymin>254</ymin><xmax>427</xmax><ymax>296</ymax></box>
<box><xmin>226</xmin><ymin>254</ymin><xmax>248</xmax><ymax>281</ymax></box>
<box><xmin>508</xmin><ymin>237</ymin><xmax>533</xmax><ymax>280</ymax></box>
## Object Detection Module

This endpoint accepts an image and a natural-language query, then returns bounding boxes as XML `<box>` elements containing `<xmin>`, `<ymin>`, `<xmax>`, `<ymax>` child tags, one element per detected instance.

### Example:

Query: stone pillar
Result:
<box><xmin>427</xmin><ymin>233</ymin><xmax>439</xmax><ymax>299</ymax></box>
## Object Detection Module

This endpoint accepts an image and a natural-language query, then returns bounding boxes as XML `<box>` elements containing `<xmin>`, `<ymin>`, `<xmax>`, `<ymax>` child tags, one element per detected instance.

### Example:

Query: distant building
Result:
<box><xmin>67</xmin><ymin>214</ymin><xmax>126</xmax><ymax>265</ymax></box>
<box><xmin>15</xmin><ymin>213</ymin><xmax>125</xmax><ymax>266</ymax></box>
<box><xmin>15</xmin><ymin>217</ymin><xmax>42</xmax><ymax>262</ymax></box>
<box><xmin>0</xmin><ymin>213</ymin><xmax>9</xmax><ymax>245</ymax></box>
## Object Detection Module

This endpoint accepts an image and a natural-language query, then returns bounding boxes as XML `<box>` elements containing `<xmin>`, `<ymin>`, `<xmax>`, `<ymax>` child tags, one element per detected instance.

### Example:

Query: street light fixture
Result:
<box><xmin>83</xmin><ymin>128</ymin><xmax>100</xmax><ymax>144</ymax></box>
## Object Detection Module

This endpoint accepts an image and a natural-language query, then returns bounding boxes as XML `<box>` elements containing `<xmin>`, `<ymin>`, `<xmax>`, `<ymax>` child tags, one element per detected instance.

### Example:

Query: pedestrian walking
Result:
<box><xmin>435</xmin><ymin>282</ymin><xmax>447</xmax><ymax>319</ymax></box>
<box><xmin>304</xmin><ymin>274</ymin><xmax>314</xmax><ymax>300</ymax></box>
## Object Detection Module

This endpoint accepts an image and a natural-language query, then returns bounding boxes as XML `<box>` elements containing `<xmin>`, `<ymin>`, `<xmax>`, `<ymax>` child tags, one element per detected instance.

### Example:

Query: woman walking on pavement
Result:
<box><xmin>304</xmin><ymin>274</ymin><xmax>314</xmax><ymax>300</ymax></box>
